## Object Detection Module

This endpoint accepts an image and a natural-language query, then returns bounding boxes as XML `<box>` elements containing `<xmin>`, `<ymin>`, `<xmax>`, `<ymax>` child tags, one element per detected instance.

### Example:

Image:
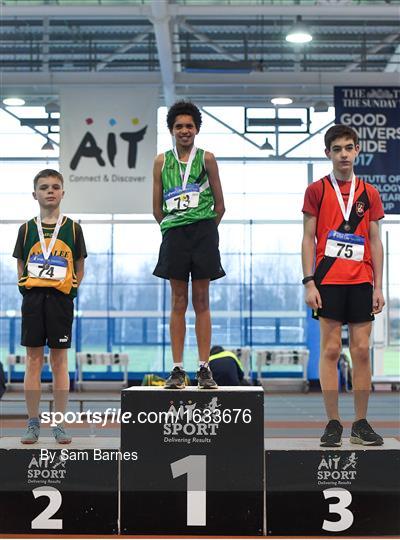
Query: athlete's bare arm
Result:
<box><xmin>75</xmin><ymin>257</ymin><xmax>85</xmax><ymax>287</ymax></box>
<box><xmin>369</xmin><ymin>220</ymin><xmax>385</xmax><ymax>314</ymax></box>
<box><xmin>205</xmin><ymin>151</ymin><xmax>225</xmax><ymax>225</ymax></box>
<box><xmin>152</xmin><ymin>154</ymin><xmax>165</xmax><ymax>225</ymax></box>
<box><xmin>17</xmin><ymin>259</ymin><xmax>24</xmax><ymax>280</ymax></box>
<box><xmin>301</xmin><ymin>213</ymin><xmax>322</xmax><ymax>310</ymax></box>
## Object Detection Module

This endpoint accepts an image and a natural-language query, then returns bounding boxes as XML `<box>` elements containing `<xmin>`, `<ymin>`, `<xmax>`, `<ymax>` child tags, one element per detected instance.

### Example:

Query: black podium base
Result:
<box><xmin>265</xmin><ymin>438</ymin><xmax>400</xmax><ymax>536</ymax></box>
<box><xmin>0</xmin><ymin>437</ymin><xmax>119</xmax><ymax>534</ymax></box>
<box><xmin>120</xmin><ymin>386</ymin><xmax>264</xmax><ymax>535</ymax></box>
<box><xmin>2</xmin><ymin>422</ymin><xmax>397</xmax><ymax>535</ymax></box>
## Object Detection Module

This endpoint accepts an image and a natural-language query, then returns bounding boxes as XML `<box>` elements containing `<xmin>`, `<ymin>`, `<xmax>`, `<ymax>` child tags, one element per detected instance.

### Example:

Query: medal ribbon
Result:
<box><xmin>330</xmin><ymin>171</ymin><xmax>356</xmax><ymax>225</ymax></box>
<box><xmin>36</xmin><ymin>214</ymin><xmax>63</xmax><ymax>263</ymax></box>
<box><xmin>172</xmin><ymin>146</ymin><xmax>197</xmax><ymax>191</ymax></box>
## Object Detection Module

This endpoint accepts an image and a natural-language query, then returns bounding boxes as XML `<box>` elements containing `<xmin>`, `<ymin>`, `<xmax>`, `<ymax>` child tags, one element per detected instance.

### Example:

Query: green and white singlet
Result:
<box><xmin>160</xmin><ymin>148</ymin><xmax>217</xmax><ymax>233</ymax></box>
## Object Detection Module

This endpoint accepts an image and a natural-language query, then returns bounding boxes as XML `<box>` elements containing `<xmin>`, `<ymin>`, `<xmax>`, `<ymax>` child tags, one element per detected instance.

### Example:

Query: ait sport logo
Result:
<box><xmin>356</xmin><ymin>201</ymin><xmax>365</xmax><ymax>217</ymax></box>
<box><xmin>317</xmin><ymin>452</ymin><xmax>358</xmax><ymax>486</ymax></box>
<box><xmin>163</xmin><ymin>396</ymin><xmax>221</xmax><ymax>444</ymax></box>
<box><xmin>27</xmin><ymin>454</ymin><xmax>67</xmax><ymax>485</ymax></box>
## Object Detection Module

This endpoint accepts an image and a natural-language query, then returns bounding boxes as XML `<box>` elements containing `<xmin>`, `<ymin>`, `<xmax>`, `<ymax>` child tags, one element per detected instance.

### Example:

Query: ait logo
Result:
<box><xmin>317</xmin><ymin>452</ymin><xmax>358</xmax><ymax>486</ymax></box>
<box><xmin>356</xmin><ymin>201</ymin><xmax>365</xmax><ymax>217</ymax></box>
<box><xmin>163</xmin><ymin>397</ymin><xmax>221</xmax><ymax>440</ymax></box>
<box><xmin>70</xmin><ymin>117</ymin><xmax>147</xmax><ymax>170</ymax></box>
<box><xmin>27</xmin><ymin>454</ymin><xmax>67</xmax><ymax>485</ymax></box>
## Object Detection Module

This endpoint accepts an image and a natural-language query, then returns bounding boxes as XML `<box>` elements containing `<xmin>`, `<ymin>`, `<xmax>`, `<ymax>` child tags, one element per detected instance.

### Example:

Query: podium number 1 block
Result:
<box><xmin>120</xmin><ymin>386</ymin><xmax>264</xmax><ymax>535</ymax></box>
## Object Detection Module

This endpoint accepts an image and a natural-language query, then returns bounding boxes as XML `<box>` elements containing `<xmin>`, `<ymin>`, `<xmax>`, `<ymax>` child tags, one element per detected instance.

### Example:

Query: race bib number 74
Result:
<box><xmin>325</xmin><ymin>231</ymin><xmax>365</xmax><ymax>262</ymax></box>
<box><xmin>28</xmin><ymin>254</ymin><xmax>68</xmax><ymax>280</ymax></box>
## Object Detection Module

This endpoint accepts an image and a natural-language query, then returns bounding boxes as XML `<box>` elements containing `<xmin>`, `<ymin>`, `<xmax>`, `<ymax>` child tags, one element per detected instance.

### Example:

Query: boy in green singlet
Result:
<box><xmin>153</xmin><ymin>101</ymin><xmax>225</xmax><ymax>389</ymax></box>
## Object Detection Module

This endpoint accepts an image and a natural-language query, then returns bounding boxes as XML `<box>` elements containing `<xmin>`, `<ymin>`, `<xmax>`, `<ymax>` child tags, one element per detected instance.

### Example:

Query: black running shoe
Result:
<box><xmin>164</xmin><ymin>366</ymin><xmax>186</xmax><ymax>389</ymax></box>
<box><xmin>197</xmin><ymin>365</ymin><xmax>218</xmax><ymax>389</ymax></box>
<box><xmin>350</xmin><ymin>419</ymin><xmax>384</xmax><ymax>446</ymax></box>
<box><xmin>320</xmin><ymin>419</ymin><xmax>343</xmax><ymax>447</ymax></box>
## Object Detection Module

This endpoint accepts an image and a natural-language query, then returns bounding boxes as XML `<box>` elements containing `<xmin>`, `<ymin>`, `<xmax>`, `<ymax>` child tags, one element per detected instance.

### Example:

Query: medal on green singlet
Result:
<box><xmin>163</xmin><ymin>146</ymin><xmax>200</xmax><ymax>211</ymax></box>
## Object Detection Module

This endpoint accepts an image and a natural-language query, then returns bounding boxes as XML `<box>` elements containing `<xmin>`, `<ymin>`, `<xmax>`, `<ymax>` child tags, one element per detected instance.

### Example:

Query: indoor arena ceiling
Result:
<box><xmin>1</xmin><ymin>0</ymin><xmax>399</xmax><ymax>107</ymax></box>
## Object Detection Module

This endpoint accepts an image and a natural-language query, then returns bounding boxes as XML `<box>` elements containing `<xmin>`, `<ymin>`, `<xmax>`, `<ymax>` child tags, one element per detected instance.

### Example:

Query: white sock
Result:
<box><xmin>174</xmin><ymin>362</ymin><xmax>183</xmax><ymax>369</ymax></box>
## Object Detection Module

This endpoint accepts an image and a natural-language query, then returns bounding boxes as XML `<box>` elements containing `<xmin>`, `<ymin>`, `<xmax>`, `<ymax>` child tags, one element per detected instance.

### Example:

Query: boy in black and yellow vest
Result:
<box><xmin>153</xmin><ymin>101</ymin><xmax>225</xmax><ymax>389</ymax></box>
<box><xmin>13</xmin><ymin>169</ymin><xmax>87</xmax><ymax>444</ymax></box>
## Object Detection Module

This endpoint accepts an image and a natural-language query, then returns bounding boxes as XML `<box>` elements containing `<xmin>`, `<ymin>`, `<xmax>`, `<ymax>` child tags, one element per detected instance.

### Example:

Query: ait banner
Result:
<box><xmin>334</xmin><ymin>86</ymin><xmax>400</xmax><ymax>214</ymax></box>
<box><xmin>60</xmin><ymin>87</ymin><xmax>157</xmax><ymax>213</ymax></box>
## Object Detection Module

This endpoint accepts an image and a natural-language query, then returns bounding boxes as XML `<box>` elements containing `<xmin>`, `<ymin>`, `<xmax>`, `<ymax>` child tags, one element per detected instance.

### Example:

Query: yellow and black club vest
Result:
<box><xmin>18</xmin><ymin>217</ymin><xmax>79</xmax><ymax>298</ymax></box>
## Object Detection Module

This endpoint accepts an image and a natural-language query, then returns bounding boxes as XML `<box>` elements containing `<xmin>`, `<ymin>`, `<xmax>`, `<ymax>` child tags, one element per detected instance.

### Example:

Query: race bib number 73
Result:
<box><xmin>164</xmin><ymin>185</ymin><xmax>200</xmax><ymax>212</ymax></box>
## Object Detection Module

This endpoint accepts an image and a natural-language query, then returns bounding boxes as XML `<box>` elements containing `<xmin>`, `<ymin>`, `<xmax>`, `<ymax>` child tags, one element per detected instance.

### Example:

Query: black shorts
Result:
<box><xmin>312</xmin><ymin>283</ymin><xmax>374</xmax><ymax>324</ymax></box>
<box><xmin>153</xmin><ymin>219</ymin><xmax>226</xmax><ymax>282</ymax></box>
<box><xmin>21</xmin><ymin>288</ymin><xmax>74</xmax><ymax>349</ymax></box>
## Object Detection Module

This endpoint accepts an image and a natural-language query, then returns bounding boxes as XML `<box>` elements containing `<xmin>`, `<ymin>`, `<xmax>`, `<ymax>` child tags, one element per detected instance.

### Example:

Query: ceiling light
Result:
<box><xmin>314</xmin><ymin>100</ymin><xmax>329</xmax><ymax>113</ymax></box>
<box><xmin>3</xmin><ymin>97</ymin><xmax>25</xmax><ymax>106</ymax></box>
<box><xmin>271</xmin><ymin>97</ymin><xmax>293</xmax><ymax>105</ymax></box>
<box><xmin>286</xmin><ymin>17</ymin><xmax>313</xmax><ymax>44</ymax></box>
<box><xmin>41</xmin><ymin>139</ymin><xmax>54</xmax><ymax>151</ymax></box>
<box><xmin>260</xmin><ymin>138</ymin><xmax>273</xmax><ymax>151</ymax></box>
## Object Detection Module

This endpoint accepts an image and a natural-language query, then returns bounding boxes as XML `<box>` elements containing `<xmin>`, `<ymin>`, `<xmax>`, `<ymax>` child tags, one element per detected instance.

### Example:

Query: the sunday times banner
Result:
<box><xmin>334</xmin><ymin>86</ymin><xmax>400</xmax><ymax>214</ymax></box>
<box><xmin>60</xmin><ymin>87</ymin><xmax>157</xmax><ymax>213</ymax></box>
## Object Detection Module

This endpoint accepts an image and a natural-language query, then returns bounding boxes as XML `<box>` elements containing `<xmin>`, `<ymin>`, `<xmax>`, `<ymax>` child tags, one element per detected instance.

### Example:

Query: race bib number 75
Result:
<box><xmin>325</xmin><ymin>231</ymin><xmax>365</xmax><ymax>262</ymax></box>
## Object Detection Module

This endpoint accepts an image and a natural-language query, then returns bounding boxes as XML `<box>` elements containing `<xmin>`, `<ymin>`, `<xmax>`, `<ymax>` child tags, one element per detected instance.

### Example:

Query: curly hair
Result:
<box><xmin>166</xmin><ymin>100</ymin><xmax>202</xmax><ymax>132</ymax></box>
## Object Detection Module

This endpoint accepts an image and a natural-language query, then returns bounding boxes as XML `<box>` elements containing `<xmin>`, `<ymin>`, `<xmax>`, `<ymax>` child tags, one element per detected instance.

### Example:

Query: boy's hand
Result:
<box><xmin>304</xmin><ymin>282</ymin><xmax>322</xmax><ymax>311</ymax></box>
<box><xmin>372</xmin><ymin>287</ymin><xmax>385</xmax><ymax>314</ymax></box>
